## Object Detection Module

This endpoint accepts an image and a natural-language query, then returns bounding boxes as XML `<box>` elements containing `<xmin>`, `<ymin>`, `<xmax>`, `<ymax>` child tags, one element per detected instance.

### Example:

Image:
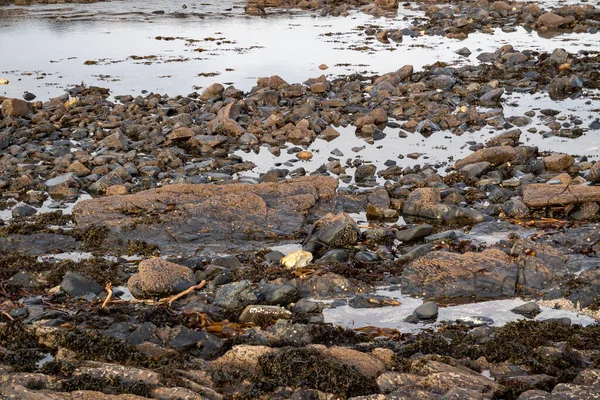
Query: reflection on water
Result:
<box><xmin>323</xmin><ymin>287</ymin><xmax>597</xmax><ymax>333</ymax></box>
<box><xmin>1</xmin><ymin>0</ymin><xmax>599</xmax><ymax>100</ymax></box>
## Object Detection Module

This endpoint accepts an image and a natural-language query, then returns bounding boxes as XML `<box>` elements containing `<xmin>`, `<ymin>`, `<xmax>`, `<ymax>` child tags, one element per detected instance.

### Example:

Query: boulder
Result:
<box><xmin>401</xmin><ymin>249</ymin><xmax>518</xmax><ymax>298</ymax></box>
<box><xmin>128</xmin><ymin>258</ymin><xmax>196</xmax><ymax>299</ymax></box>
<box><xmin>1</xmin><ymin>98</ymin><xmax>29</xmax><ymax>118</ymax></box>
<box><xmin>303</xmin><ymin>213</ymin><xmax>361</xmax><ymax>252</ymax></box>
<box><xmin>522</xmin><ymin>184</ymin><xmax>600</xmax><ymax>207</ymax></box>
<box><xmin>73</xmin><ymin>177</ymin><xmax>338</xmax><ymax>256</ymax></box>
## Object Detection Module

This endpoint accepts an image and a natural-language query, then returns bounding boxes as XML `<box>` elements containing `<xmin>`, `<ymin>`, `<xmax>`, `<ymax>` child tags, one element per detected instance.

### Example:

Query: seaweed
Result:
<box><xmin>59</xmin><ymin>373</ymin><xmax>152</xmax><ymax>397</ymax></box>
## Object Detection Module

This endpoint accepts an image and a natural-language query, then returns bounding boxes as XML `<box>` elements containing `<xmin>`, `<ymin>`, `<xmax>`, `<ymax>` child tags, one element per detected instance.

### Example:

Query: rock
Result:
<box><xmin>314</xmin><ymin>249</ymin><xmax>349</xmax><ymax>264</ymax></box>
<box><xmin>209</xmin><ymin>345</ymin><xmax>276</xmax><ymax>377</ymax></box>
<box><xmin>412</xmin><ymin>301</ymin><xmax>438</xmax><ymax>320</ymax></box>
<box><xmin>100</xmin><ymin>130</ymin><xmax>129</xmax><ymax>151</ymax></box>
<box><xmin>355</xmin><ymin>164</ymin><xmax>377</xmax><ymax>183</ymax></box>
<box><xmin>511</xmin><ymin>302</ymin><xmax>541</xmax><ymax>318</ymax></box>
<box><xmin>296</xmin><ymin>150</ymin><xmax>313</xmax><ymax>160</ymax></box>
<box><xmin>129</xmin><ymin>258</ymin><xmax>196</xmax><ymax>299</ymax></box>
<box><xmin>67</xmin><ymin>161</ymin><xmax>91</xmax><ymax>177</ymax></box>
<box><xmin>401</xmin><ymin>249</ymin><xmax>518</xmax><ymax>299</ymax></box>
<box><xmin>544</xmin><ymin>154</ymin><xmax>574</xmax><ymax>172</ymax></box>
<box><xmin>167</xmin><ymin>127</ymin><xmax>195</xmax><ymax>141</ymax></box>
<box><xmin>402</xmin><ymin>188</ymin><xmax>484</xmax><ymax>223</ymax></box>
<box><xmin>281</xmin><ymin>249</ymin><xmax>313</xmax><ymax>268</ymax></box>
<box><xmin>320</xmin><ymin>126</ymin><xmax>341</xmax><ymax>141</ymax></box>
<box><xmin>45</xmin><ymin>173</ymin><xmax>81</xmax><ymax>198</ymax></box>
<box><xmin>417</xmin><ymin>360</ymin><xmax>502</xmax><ymax>396</ymax></box>
<box><xmin>61</xmin><ymin>271</ymin><xmax>103</xmax><ymax>297</ymax></box>
<box><xmin>73</xmin><ymin>176</ymin><xmax>338</xmax><ymax>256</ymax></box>
<box><xmin>291</xmin><ymin>272</ymin><xmax>354</xmax><ymax>298</ymax></box>
<box><xmin>502</xmin><ymin>198</ymin><xmax>530</xmax><ymax>218</ymax></box>
<box><xmin>479</xmin><ymin>88</ymin><xmax>504</xmax><ymax>105</ymax></box>
<box><xmin>588</xmin><ymin>161</ymin><xmax>600</xmax><ymax>182</ymax></box>
<box><xmin>239</xmin><ymin>305</ymin><xmax>292</xmax><ymax>323</ymax></box>
<box><xmin>2</xmin><ymin>98</ymin><xmax>29</xmax><ymax>118</ymax></box>
<box><xmin>455</xmin><ymin>47</ymin><xmax>472</xmax><ymax>57</ymax></box>
<box><xmin>522</xmin><ymin>184</ymin><xmax>600</xmax><ymax>207</ymax></box>
<box><xmin>22</xmin><ymin>92</ymin><xmax>36</xmax><ymax>101</ymax></box>
<box><xmin>257</xmin><ymin>283</ymin><xmax>299</xmax><ymax>305</ymax></box>
<box><xmin>189</xmin><ymin>134</ymin><xmax>228</xmax><ymax>148</ymax></box>
<box><xmin>395</xmin><ymin>224</ymin><xmax>433</xmax><ymax>242</ymax></box>
<box><xmin>214</xmin><ymin>281</ymin><xmax>257</xmax><ymax>310</ymax></box>
<box><xmin>571</xmin><ymin>203</ymin><xmax>600</xmax><ymax>221</ymax></box>
<box><xmin>316</xmin><ymin>345</ymin><xmax>385</xmax><ymax>378</ymax></box>
<box><xmin>200</xmin><ymin>83</ymin><xmax>224</xmax><ymax>101</ymax></box>
<box><xmin>537</xmin><ymin>12</ymin><xmax>567</xmax><ymax>28</ymax></box>
<box><xmin>455</xmin><ymin>146</ymin><xmax>517</xmax><ymax>169</ymax></box>
<box><xmin>73</xmin><ymin>361</ymin><xmax>160</xmax><ymax>386</ymax></box>
<box><xmin>348</xmin><ymin>294</ymin><xmax>400</xmax><ymax>308</ymax></box>
<box><xmin>0</xmin><ymin>78</ymin><xmax>8</xmax><ymax>85</ymax></box>
<box><xmin>303</xmin><ymin>213</ymin><xmax>361</xmax><ymax>252</ymax></box>
<box><xmin>11</xmin><ymin>204</ymin><xmax>37</xmax><ymax>218</ymax></box>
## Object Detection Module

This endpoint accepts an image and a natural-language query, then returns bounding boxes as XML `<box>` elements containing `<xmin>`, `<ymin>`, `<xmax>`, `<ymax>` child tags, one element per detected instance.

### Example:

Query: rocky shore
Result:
<box><xmin>2</xmin><ymin>0</ymin><xmax>600</xmax><ymax>399</ymax></box>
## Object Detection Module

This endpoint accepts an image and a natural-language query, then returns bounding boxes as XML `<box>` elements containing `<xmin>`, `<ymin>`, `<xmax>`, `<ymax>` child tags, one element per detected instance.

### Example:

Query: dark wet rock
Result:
<box><xmin>402</xmin><ymin>188</ymin><xmax>484</xmax><ymax>224</ymax></box>
<box><xmin>479</xmin><ymin>88</ymin><xmax>504</xmax><ymax>105</ymax></box>
<box><xmin>11</xmin><ymin>204</ymin><xmax>37</xmax><ymax>218</ymax></box>
<box><xmin>314</xmin><ymin>249</ymin><xmax>349</xmax><ymax>264</ymax></box>
<box><xmin>239</xmin><ymin>305</ymin><xmax>291</xmax><ymax>323</ymax></box>
<box><xmin>355</xmin><ymin>164</ymin><xmax>377</xmax><ymax>183</ymax></box>
<box><xmin>100</xmin><ymin>130</ymin><xmax>129</xmax><ymax>151</ymax></box>
<box><xmin>304</xmin><ymin>212</ymin><xmax>360</xmax><ymax>253</ymax></box>
<box><xmin>257</xmin><ymin>283</ymin><xmax>300</xmax><ymax>306</ymax></box>
<box><xmin>355</xmin><ymin>250</ymin><xmax>379</xmax><ymax>262</ymax></box>
<box><xmin>567</xmin><ymin>268</ymin><xmax>600</xmax><ymax>308</ymax></box>
<box><xmin>73</xmin><ymin>176</ymin><xmax>338</xmax><ymax>255</ymax></box>
<box><xmin>214</xmin><ymin>280</ymin><xmax>257</xmax><ymax>310</ymax></box>
<box><xmin>128</xmin><ymin>258</ymin><xmax>195</xmax><ymax>299</ymax></box>
<box><xmin>502</xmin><ymin>198</ymin><xmax>530</xmax><ymax>218</ymax></box>
<box><xmin>401</xmin><ymin>249</ymin><xmax>518</xmax><ymax>299</ymax></box>
<box><xmin>0</xmin><ymin>233</ymin><xmax>79</xmax><ymax>256</ymax></box>
<box><xmin>486</xmin><ymin>129</ymin><xmax>521</xmax><ymax>147</ymax></box>
<box><xmin>395</xmin><ymin>224</ymin><xmax>433</xmax><ymax>242</ymax></box>
<box><xmin>511</xmin><ymin>302</ymin><xmax>541</xmax><ymax>318</ymax></box>
<box><xmin>291</xmin><ymin>298</ymin><xmax>323</xmax><ymax>314</ymax></box>
<box><xmin>460</xmin><ymin>162</ymin><xmax>490</xmax><ymax>178</ymax></box>
<box><xmin>212</xmin><ymin>255</ymin><xmax>242</xmax><ymax>269</ymax></box>
<box><xmin>61</xmin><ymin>270</ymin><xmax>103</xmax><ymax>297</ymax></box>
<box><xmin>412</xmin><ymin>301</ymin><xmax>438</xmax><ymax>320</ymax></box>
<box><xmin>523</xmin><ymin>184</ymin><xmax>600</xmax><ymax>207</ymax></box>
<box><xmin>570</xmin><ymin>202</ymin><xmax>600</xmax><ymax>221</ymax></box>
<box><xmin>22</xmin><ymin>92</ymin><xmax>36</xmax><ymax>101</ymax></box>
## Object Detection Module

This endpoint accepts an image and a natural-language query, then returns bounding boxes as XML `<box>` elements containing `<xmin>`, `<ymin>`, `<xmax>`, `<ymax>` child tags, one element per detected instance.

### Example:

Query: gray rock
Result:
<box><xmin>511</xmin><ymin>302</ymin><xmax>541</xmax><ymax>318</ymax></box>
<box><xmin>396</xmin><ymin>224</ymin><xmax>434</xmax><ymax>242</ymax></box>
<box><xmin>413</xmin><ymin>301</ymin><xmax>438</xmax><ymax>320</ymax></box>
<box><xmin>314</xmin><ymin>249</ymin><xmax>349</xmax><ymax>264</ymax></box>
<box><xmin>61</xmin><ymin>271</ymin><xmax>103</xmax><ymax>297</ymax></box>
<box><xmin>503</xmin><ymin>198</ymin><xmax>530</xmax><ymax>218</ymax></box>
<box><xmin>214</xmin><ymin>280</ymin><xmax>257</xmax><ymax>310</ymax></box>
<box><xmin>304</xmin><ymin>213</ymin><xmax>361</xmax><ymax>252</ymax></box>
<box><xmin>257</xmin><ymin>283</ymin><xmax>300</xmax><ymax>306</ymax></box>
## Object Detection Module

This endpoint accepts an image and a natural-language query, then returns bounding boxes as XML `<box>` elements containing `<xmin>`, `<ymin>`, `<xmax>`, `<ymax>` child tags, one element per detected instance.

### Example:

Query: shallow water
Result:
<box><xmin>0</xmin><ymin>193</ymin><xmax>92</xmax><ymax>222</ymax></box>
<box><xmin>1</xmin><ymin>1</ymin><xmax>599</xmax><ymax>100</ymax></box>
<box><xmin>235</xmin><ymin>90</ymin><xmax>600</xmax><ymax>184</ymax></box>
<box><xmin>323</xmin><ymin>287</ymin><xmax>597</xmax><ymax>333</ymax></box>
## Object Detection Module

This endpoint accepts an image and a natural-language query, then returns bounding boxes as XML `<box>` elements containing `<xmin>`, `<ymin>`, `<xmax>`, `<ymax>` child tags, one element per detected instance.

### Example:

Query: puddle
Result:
<box><xmin>36</xmin><ymin>251</ymin><xmax>94</xmax><ymax>262</ymax></box>
<box><xmin>0</xmin><ymin>193</ymin><xmax>92</xmax><ymax>222</ymax></box>
<box><xmin>113</xmin><ymin>285</ymin><xmax>134</xmax><ymax>301</ymax></box>
<box><xmin>36</xmin><ymin>353</ymin><xmax>55</xmax><ymax>369</ymax></box>
<box><xmin>323</xmin><ymin>287</ymin><xmax>597</xmax><ymax>333</ymax></box>
<box><xmin>269</xmin><ymin>242</ymin><xmax>303</xmax><ymax>254</ymax></box>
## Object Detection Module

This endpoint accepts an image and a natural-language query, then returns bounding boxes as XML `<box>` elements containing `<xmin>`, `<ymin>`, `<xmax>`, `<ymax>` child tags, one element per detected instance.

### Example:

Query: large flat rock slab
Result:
<box><xmin>523</xmin><ymin>184</ymin><xmax>600</xmax><ymax>207</ymax></box>
<box><xmin>72</xmin><ymin>176</ymin><xmax>338</xmax><ymax>255</ymax></box>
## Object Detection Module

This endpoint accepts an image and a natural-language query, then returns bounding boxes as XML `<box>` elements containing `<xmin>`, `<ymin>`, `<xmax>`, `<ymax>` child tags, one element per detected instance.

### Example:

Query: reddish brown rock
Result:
<box><xmin>522</xmin><ymin>184</ymin><xmax>600</xmax><ymax>207</ymax></box>
<box><xmin>1</xmin><ymin>98</ymin><xmax>29</xmax><ymax>118</ymax></box>
<box><xmin>454</xmin><ymin>146</ymin><xmax>517</xmax><ymax>169</ymax></box>
<box><xmin>73</xmin><ymin>176</ymin><xmax>338</xmax><ymax>255</ymax></box>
